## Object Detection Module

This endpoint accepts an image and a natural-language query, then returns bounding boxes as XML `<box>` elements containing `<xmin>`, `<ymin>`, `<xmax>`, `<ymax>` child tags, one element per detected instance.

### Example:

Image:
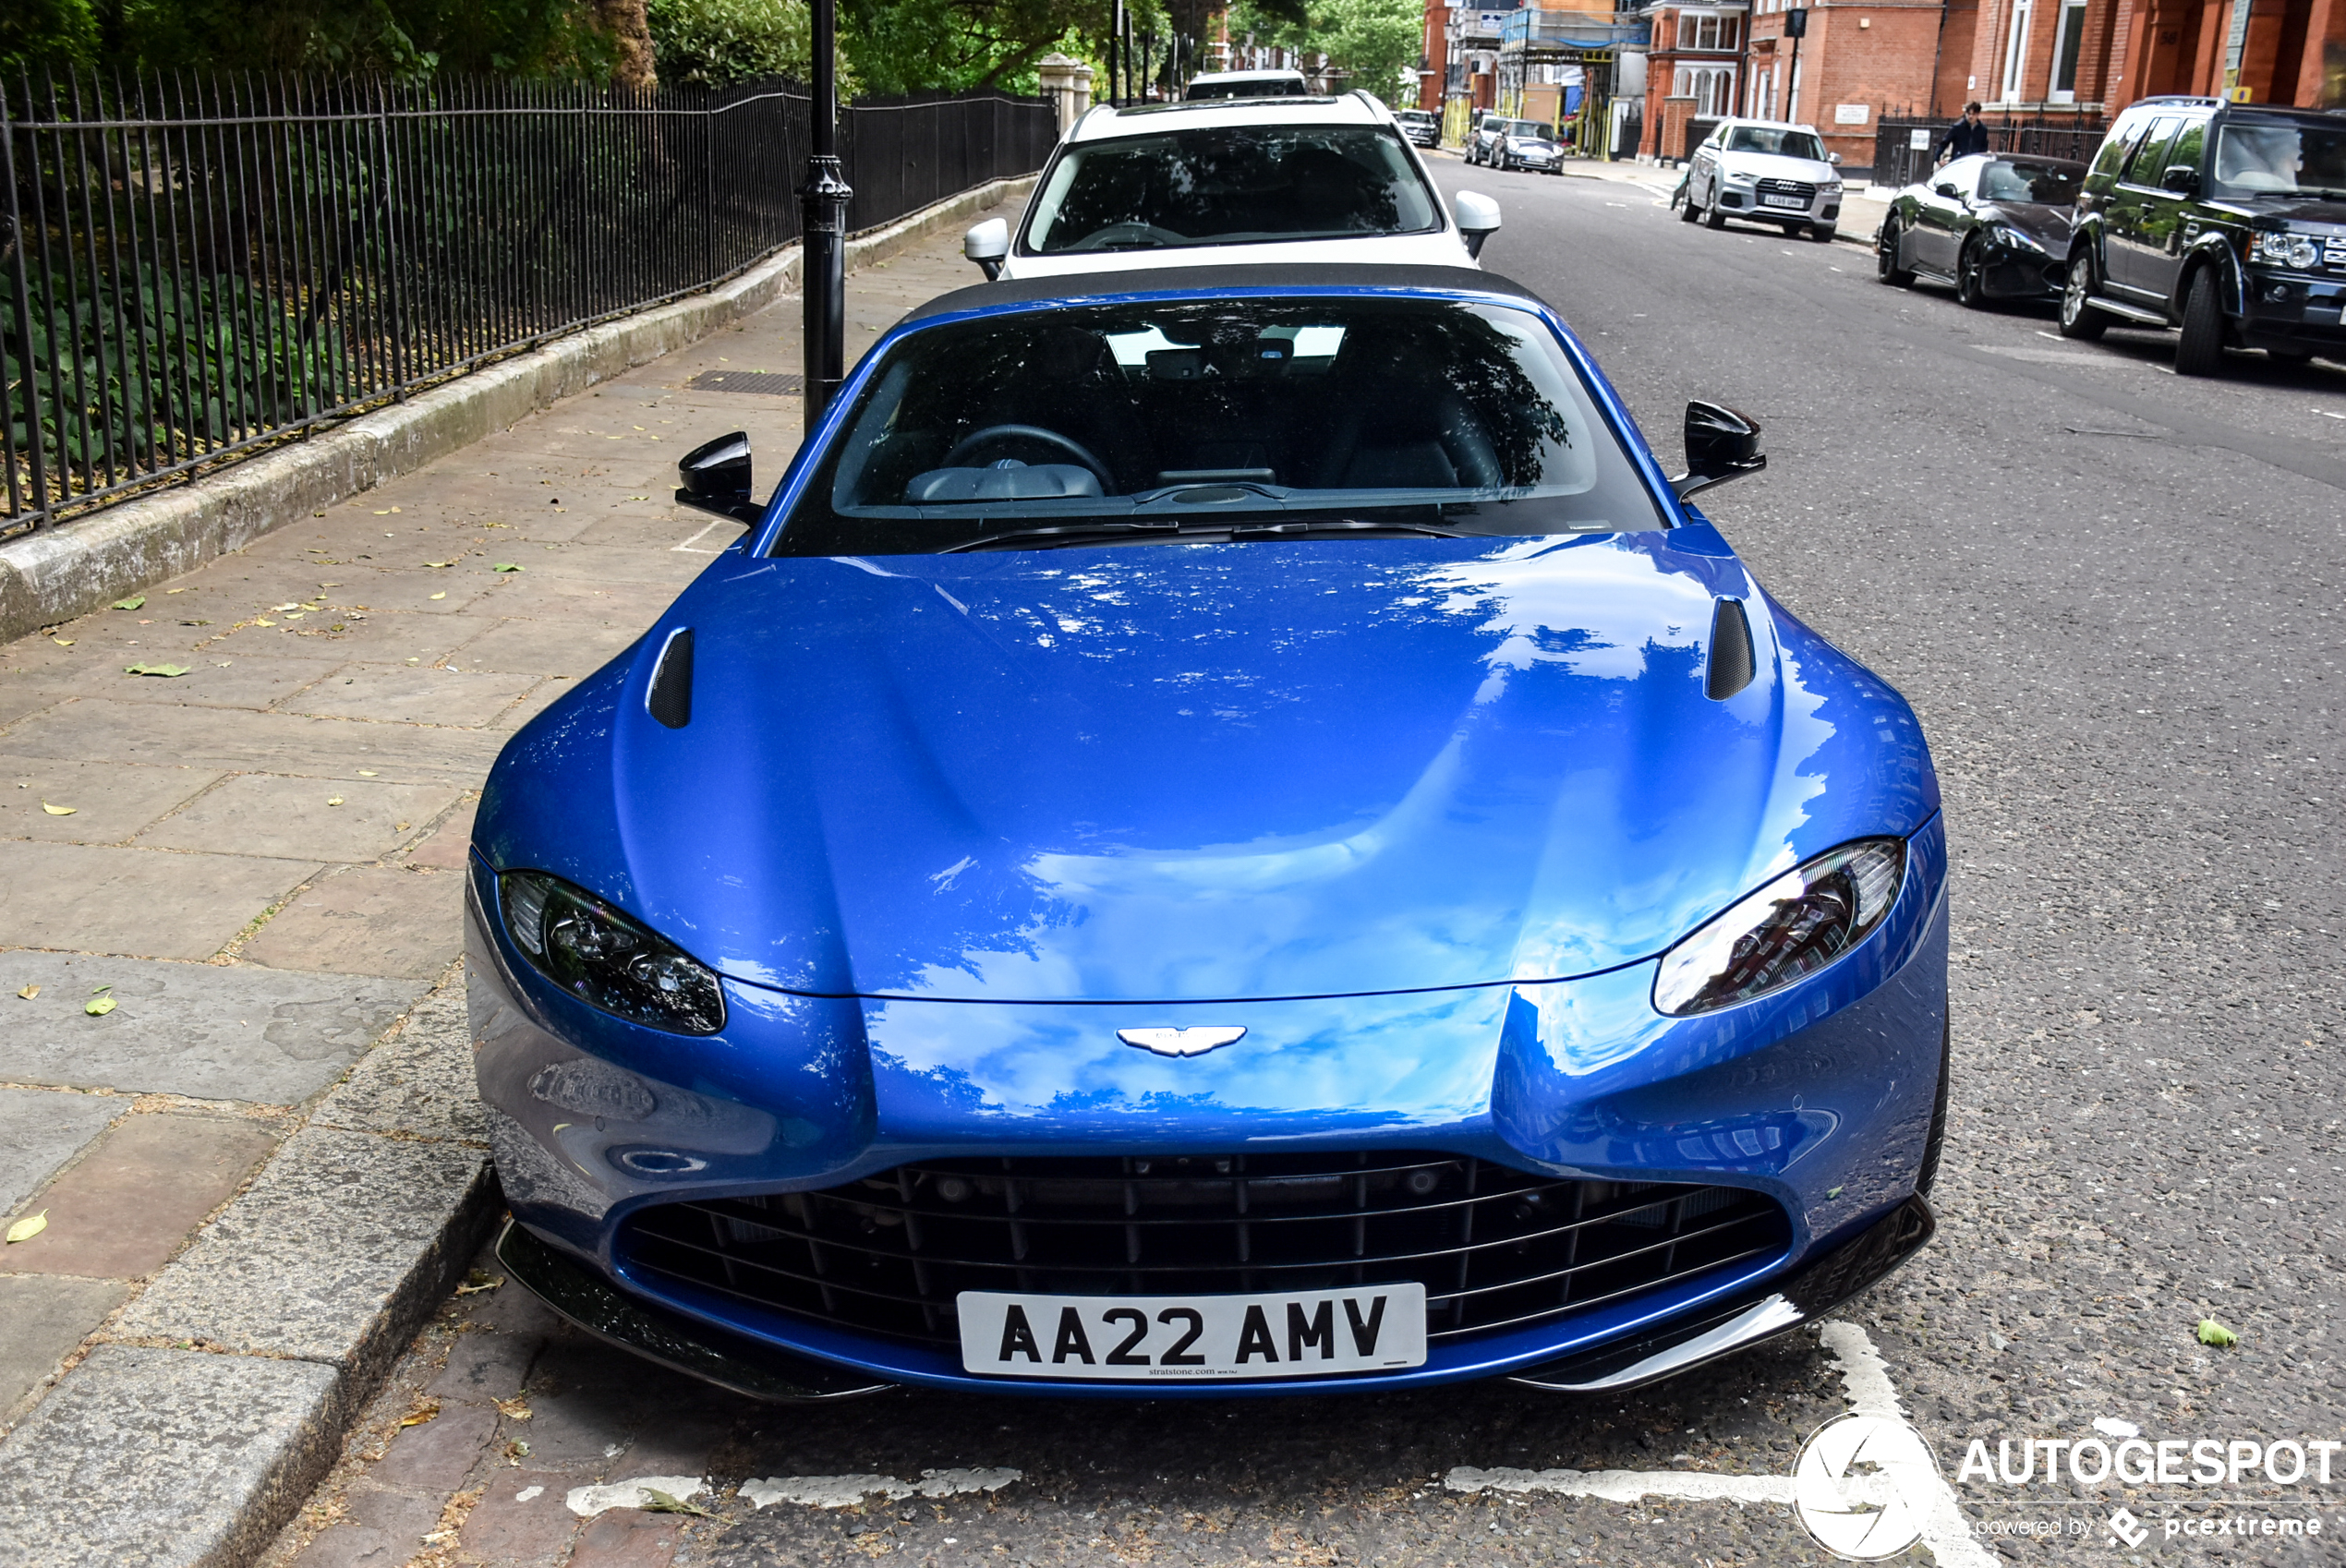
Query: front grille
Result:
<box><xmin>1757</xmin><ymin>177</ymin><xmax>1818</xmax><ymax>202</ymax></box>
<box><xmin>618</xmin><ymin>1152</ymin><xmax>1791</xmax><ymax>1354</ymax></box>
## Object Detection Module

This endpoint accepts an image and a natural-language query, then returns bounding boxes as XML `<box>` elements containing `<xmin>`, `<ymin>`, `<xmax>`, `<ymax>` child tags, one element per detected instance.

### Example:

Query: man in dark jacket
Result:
<box><xmin>1935</xmin><ymin>103</ymin><xmax>1990</xmax><ymax>164</ymax></box>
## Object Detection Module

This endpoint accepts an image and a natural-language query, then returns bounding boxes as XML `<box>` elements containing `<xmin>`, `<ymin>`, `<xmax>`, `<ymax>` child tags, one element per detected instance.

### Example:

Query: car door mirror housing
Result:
<box><xmin>675</xmin><ymin>431</ymin><xmax>763</xmax><ymax>525</ymax></box>
<box><xmin>1674</xmin><ymin>401</ymin><xmax>1767</xmax><ymax>500</ymax></box>
<box><xmin>1934</xmin><ymin>182</ymin><xmax>1960</xmax><ymax>199</ymax></box>
<box><xmin>1828</xmin><ymin>151</ymin><xmax>1844</xmax><ymax>165</ymax></box>
<box><xmin>2159</xmin><ymin>164</ymin><xmax>2199</xmax><ymax>196</ymax></box>
<box><xmin>963</xmin><ymin>218</ymin><xmax>1010</xmax><ymax>281</ymax></box>
<box><xmin>1453</xmin><ymin>190</ymin><xmax>1502</xmax><ymax>259</ymax></box>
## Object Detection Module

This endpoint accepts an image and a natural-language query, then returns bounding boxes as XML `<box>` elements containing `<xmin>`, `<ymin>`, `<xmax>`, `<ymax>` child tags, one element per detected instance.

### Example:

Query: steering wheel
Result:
<box><xmin>941</xmin><ymin>424</ymin><xmax>1115</xmax><ymax>490</ymax></box>
<box><xmin>1066</xmin><ymin>222</ymin><xmax>1185</xmax><ymax>252</ymax></box>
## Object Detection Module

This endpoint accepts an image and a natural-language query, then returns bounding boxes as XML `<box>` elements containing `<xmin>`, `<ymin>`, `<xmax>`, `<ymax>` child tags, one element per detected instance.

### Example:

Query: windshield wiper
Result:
<box><xmin>1227</xmin><ymin>519</ymin><xmax>1462</xmax><ymax>539</ymax></box>
<box><xmin>939</xmin><ymin>522</ymin><xmax>1182</xmax><ymax>554</ymax></box>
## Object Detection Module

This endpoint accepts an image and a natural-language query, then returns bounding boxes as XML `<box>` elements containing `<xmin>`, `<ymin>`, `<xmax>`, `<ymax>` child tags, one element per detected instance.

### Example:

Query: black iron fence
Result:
<box><xmin>1869</xmin><ymin>110</ymin><xmax>2110</xmax><ymax>192</ymax></box>
<box><xmin>2</xmin><ymin>73</ymin><xmax>1057</xmax><ymax>537</ymax></box>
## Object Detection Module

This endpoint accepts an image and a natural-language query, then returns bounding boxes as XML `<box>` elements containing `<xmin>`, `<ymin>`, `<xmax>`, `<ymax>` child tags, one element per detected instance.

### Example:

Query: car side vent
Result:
<box><xmin>1706</xmin><ymin>598</ymin><xmax>1755</xmax><ymax>700</ymax></box>
<box><xmin>647</xmin><ymin>628</ymin><xmax>694</xmax><ymax>729</ymax></box>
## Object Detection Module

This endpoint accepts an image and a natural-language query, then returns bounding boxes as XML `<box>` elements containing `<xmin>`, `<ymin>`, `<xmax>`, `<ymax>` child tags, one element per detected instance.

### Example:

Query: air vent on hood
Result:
<box><xmin>1706</xmin><ymin>598</ymin><xmax>1754</xmax><ymax>700</ymax></box>
<box><xmin>647</xmin><ymin>628</ymin><xmax>694</xmax><ymax>729</ymax></box>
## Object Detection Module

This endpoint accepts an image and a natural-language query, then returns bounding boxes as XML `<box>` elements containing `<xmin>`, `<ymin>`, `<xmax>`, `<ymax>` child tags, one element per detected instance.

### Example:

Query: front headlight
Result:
<box><xmin>1992</xmin><ymin>224</ymin><xmax>2046</xmax><ymax>253</ymax></box>
<box><xmin>1653</xmin><ymin>839</ymin><xmax>1906</xmax><ymax>1017</ymax></box>
<box><xmin>501</xmin><ymin>870</ymin><xmax>727</xmax><ymax>1034</ymax></box>
<box><xmin>2250</xmin><ymin>232</ymin><xmax>2322</xmax><ymax>270</ymax></box>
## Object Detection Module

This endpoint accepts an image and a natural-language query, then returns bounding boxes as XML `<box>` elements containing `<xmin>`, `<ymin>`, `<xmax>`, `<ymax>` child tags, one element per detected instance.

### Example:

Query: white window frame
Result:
<box><xmin>1671</xmin><ymin>63</ymin><xmax>1735</xmax><ymax>115</ymax></box>
<box><xmin>1675</xmin><ymin>11</ymin><xmax>1743</xmax><ymax>51</ymax></box>
<box><xmin>1999</xmin><ymin>0</ymin><xmax>2035</xmax><ymax>104</ymax></box>
<box><xmin>2048</xmin><ymin>0</ymin><xmax>2088</xmax><ymax>102</ymax></box>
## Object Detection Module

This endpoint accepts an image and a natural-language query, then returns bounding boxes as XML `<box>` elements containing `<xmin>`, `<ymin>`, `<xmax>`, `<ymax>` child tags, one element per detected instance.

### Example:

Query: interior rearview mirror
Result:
<box><xmin>963</xmin><ymin>218</ymin><xmax>1010</xmax><ymax>281</ymax></box>
<box><xmin>1453</xmin><ymin>191</ymin><xmax>1501</xmax><ymax>259</ymax></box>
<box><xmin>1675</xmin><ymin>401</ymin><xmax>1767</xmax><ymax>500</ymax></box>
<box><xmin>2159</xmin><ymin>164</ymin><xmax>2200</xmax><ymax>196</ymax></box>
<box><xmin>675</xmin><ymin>431</ymin><xmax>762</xmax><ymax>525</ymax></box>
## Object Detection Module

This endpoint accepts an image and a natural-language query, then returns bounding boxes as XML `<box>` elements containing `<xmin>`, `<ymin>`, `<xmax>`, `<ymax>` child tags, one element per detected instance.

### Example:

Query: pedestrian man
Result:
<box><xmin>1936</xmin><ymin>103</ymin><xmax>1989</xmax><ymax>165</ymax></box>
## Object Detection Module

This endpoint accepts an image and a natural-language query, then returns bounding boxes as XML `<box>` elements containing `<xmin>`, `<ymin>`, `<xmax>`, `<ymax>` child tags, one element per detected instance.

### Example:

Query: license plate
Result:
<box><xmin>957</xmin><ymin>1284</ymin><xmax>1428</xmax><ymax>1381</ymax></box>
<box><xmin>1762</xmin><ymin>194</ymin><xmax>1807</xmax><ymax>209</ymax></box>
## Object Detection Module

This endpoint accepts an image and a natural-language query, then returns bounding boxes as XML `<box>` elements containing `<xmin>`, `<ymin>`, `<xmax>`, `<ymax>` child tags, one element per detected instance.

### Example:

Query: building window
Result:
<box><xmin>1676</xmin><ymin>11</ymin><xmax>1743</xmax><ymax>51</ymax></box>
<box><xmin>2049</xmin><ymin>0</ymin><xmax>2087</xmax><ymax>102</ymax></box>
<box><xmin>1672</xmin><ymin>63</ymin><xmax>1736</xmax><ymax>115</ymax></box>
<box><xmin>1999</xmin><ymin>0</ymin><xmax>2035</xmax><ymax>104</ymax></box>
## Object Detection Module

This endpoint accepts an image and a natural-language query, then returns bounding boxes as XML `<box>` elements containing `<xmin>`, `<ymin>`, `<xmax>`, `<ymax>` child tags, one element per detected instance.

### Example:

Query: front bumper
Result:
<box><xmin>2239</xmin><ymin>269</ymin><xmax>2346</xmax><ymax>352</ymax></box>
<box><xmin>469</xmin><ymin>815</ymin><xmax>1948</xmax><ymax>1398</ymax></box>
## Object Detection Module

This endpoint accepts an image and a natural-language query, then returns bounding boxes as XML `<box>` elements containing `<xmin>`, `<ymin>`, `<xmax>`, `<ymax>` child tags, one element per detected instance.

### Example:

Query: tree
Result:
<box><xmin>1228</xmin><ymin>0</ymin><xmax>1419</xmax><ymax>104</ymax></box>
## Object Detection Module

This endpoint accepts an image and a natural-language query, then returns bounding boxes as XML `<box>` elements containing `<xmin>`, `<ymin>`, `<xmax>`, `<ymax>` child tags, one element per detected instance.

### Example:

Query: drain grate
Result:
<box><xmin>687</xmin><ymin>369</ymin><xmax>805</xmax><ymax>396</ymax></box>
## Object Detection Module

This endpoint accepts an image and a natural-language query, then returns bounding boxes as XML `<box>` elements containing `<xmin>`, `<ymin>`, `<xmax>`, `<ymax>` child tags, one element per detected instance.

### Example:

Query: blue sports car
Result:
<box><xmin>470</xmin><ymin>264</ymin><xmax>1947</xmax><ymax>1401</ymax></box>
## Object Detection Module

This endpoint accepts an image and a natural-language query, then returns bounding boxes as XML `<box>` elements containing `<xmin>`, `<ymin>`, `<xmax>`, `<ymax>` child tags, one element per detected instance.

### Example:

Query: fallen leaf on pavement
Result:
<box><xmin>272</xmin><ymin>603</ymin><xmax>302</xmax><ymax>611</ymax></box>
<box><xmin>399</xmin><ymin>1397</ymin><xmax>442</xmax><ymax>1429</ymax></box>
<box><xmin>492</xmin><ymin>563</ymin><xmax>524</xmax><ymax>572</ymax></box>
<box><xmin>358</xmin><ymin>770</ymin><xmax>379</xmax><ymax>777</ymax></box>
<box><xmin>51</xmin><ymin>637</ymin><xmax>72</xmax><ymax>646</ymax></box>
<box><xmin>493</xmin><ymin>1394</ymin><xmax>534</xmax><ymax>1420</ymax></box>
<box><xmin>113</xmin><ymin>596</ymin><xmax>146</xmax><ymax>610</ymax></box>
<box><xmin>85</xmin><ymin>996</ymin><xmax>116</xmax><ymax>1016</ymax></box>
<box><xmin>252</xmin><ymin>618</ymin><xmax>274</xmax><ymax>627</ymax></box>
<box><xmin>424</xmin><ymin>560</ymin><xmax>456</xmax><ymax>569</ymax></box>
<box><xmin>429</xmin><ymin>591</ymin><xmax>447</xmax><ymax>600</ymax></box>
<box><xmin>42</xmin><ymin>802</ymin><xmax>75</xmax><ymax>815</ymax></box>
<box><xmin>16</xmin><ymin>984</ymin><xmax>37</xmax><ymax>999</ymax></box>
<box><xmin>327</xmin><ymin>796</ymin><xmax>345</xmax><ymax>806</ymax></box>
<box><xmin>642</xmin><ymin>1490</ymin><xmax>714</xmax><ymax>1518</ymax></box>
<box><xmin>6</xmin><ymin>1211</ymin><xmax>47</xmax><ymax>1243</ymax></box>
<box><xmin>2198</xmin><ymin>1318</ymin><xmax>2239</xmax><ymax>1348</ymax></box>
<box><xmin>455</xmin><ymin>1271</ymin><xmax>503</xmax><ymax>1296</ymax></box>
<box><xmin>125</xmin><ymin>663</ymin><xmax>190</xmax><ymax>678</ymax></box>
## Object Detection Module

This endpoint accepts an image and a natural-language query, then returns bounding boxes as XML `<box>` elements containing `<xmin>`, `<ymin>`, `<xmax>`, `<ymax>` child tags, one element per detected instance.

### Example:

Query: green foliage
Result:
<box><xmin>6</xmin><ymin>269</ymin><xmax>353</xmax><ymax>504</ymax></box>
<box><xmin>841</xmin><ymin>0</ymin><xmax>1109</xmax><ymax>96</ymax></box>
<box><xmin>1</xmin><ymin>0</ymin><xmax>101</xmax><ymax>72</ymax></box>
<box><xmin>1227</xmin><ymin>0</ymin><xmax>1421</xmax><ymax>105</ymax></box>
<box><xmin>647</xmin><ymin>0</ymin><xmax>811</xmax><ymax>85</ymax></box>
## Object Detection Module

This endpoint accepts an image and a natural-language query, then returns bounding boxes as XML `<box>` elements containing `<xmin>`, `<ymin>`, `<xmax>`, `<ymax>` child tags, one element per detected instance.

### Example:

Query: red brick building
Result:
<box><xmin>1739</xmin><ymin>0</ymin><xmax>1949</xmax><ymax>163</ymax></box>
<box><xmin>1943</xmin><ymin>0</ymin><xmax>2345</xmax><ymax>114</ymax></box>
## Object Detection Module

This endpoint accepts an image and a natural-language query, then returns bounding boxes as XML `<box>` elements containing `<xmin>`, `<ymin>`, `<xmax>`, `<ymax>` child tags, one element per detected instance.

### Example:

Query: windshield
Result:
<box><xmin>777</xmin><ymin>298</ymin><xmax>1666</xmax><ymax>555</ymax></box>
<box><xmin>1978</xmin><ymin>157</ymin><xmax>2085</xmax><ymax>204</ymax></box>
<box><xmin>1186</xmin><ymin>76</ymin><xmax>1307</xmax><ymax>99</ymax></box>
<box><xmin>2209</xmin><ymin>118</ymin><xmax>2346</xmax><ymax>199</ymax></box>
<box><xmin>1022</xmin><ymin>127</ymin><xmax>1442</xmax><ymax>253</ymax></box>
<box><xmin>1507</xmin><ymin>121</ymin><xmax>1551</xmax><ymax>139</ymax></box>
<box><xmin>1726</xmin><ymin>127</ymin><xmax>1826</xmax><ymax>161</ymax></box>
<box><xmin>1396</xmin><ymin>111</ymin><xmax>1435</xmax><ymax>124</ymax></box>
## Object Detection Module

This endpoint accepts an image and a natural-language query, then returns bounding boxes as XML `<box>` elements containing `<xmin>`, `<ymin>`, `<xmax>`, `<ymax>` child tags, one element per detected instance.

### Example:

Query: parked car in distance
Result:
<box><xmin>1682</xmin><ymin>118</ymin><xmax>1844</xmax><ymax>242</ymax></box>
<box><xmin>1469</xmin><ymin>117</ymin><xmax>1566</xmax><ymax>174</ymax></box>
<box><xmin>479</xmin><ymin>261</ymin><xmax>1949</xmax><ymax>1403</ymax></box>
<box><xmin>1876</xmin><ymin>153</ymin><xmax>2086</xmax><ymax>306</ymax></box>
<box><xmin>1394</xmin><ymin>107</ymin><xmax>1441</xmax><ymax>149</ymax></box>
<box><xmin>962</xmin><ymin>93</ymin><xmax>1501</xmax><ymax>280</ymax></box>
<box><xmin>2061</xmin><ymin>97</ymin><xmax>2346</xmax><ymax>373</ymax></box>
<box><xmin>1185</xmin><ymin>69</ymin><xmax>1308</xmax><ymax>100</ymax></box>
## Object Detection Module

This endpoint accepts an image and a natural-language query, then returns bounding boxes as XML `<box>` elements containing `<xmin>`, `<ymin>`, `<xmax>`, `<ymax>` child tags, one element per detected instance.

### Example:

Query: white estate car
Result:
<box><xmin>961</xmin><ymin>92</ymin><xmax>1501</xmax><ymax>280</ymax></box>
<box><xmin>1184</xmin><ymin>68</ymin><xmax>1309</xmax><ymax>100</ymax></box>
<box><xmin>1681</xmin><ymin>117</ymin><xmax>1845</xmax><ymax>242</ymax></box>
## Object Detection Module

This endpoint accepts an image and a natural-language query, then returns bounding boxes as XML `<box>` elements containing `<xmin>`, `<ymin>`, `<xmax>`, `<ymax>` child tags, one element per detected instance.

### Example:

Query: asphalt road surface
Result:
<box><xmin>272</xmin><ymin>166</ymin><xmax>2346</xmax><ymax>1568</ymax></box>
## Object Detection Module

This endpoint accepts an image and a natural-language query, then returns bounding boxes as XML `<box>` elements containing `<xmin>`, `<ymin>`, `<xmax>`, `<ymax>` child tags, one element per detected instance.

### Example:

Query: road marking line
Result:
<box><xmin>671</xmin><ymin>517</ymin><xmax>731</xmax><ymax>553</ymax></box>
<box><xmin>1447</xmin><ymin>1466</ymin><xmax>1793</xmax><ymax>1504</ymax></box>
<box><xmin>1438</xmin><ymin>1321</ymin><xmax>1997</xmax><ymax>1567</ymax></box>
<box><xmin>742</xmin><ymin>1468</ymin><xmax>1024</xmax><ymax>1510</ymax></box>
<box><xmin>566</xmin><ymin>1475</ymin><xmax>708</xmax><ymax>1516</ymax></box>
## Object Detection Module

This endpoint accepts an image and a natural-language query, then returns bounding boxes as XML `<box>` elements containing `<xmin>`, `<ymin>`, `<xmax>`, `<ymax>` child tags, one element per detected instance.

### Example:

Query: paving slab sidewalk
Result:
<box><xmin>0</xmin><ymin>205</ymin><xmax>1005</xmax><ymax>1568</ymax></box>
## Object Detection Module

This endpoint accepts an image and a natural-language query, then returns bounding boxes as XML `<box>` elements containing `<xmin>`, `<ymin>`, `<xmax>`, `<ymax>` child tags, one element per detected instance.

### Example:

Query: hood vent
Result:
<box><xmin>647</xmin><ymin>628</ymin><xmax>695</xmax><ymax>729</ymax></box>
<box><xmin>1706</xmin><ymin>598</ymin><xmax>1754</xmax><ymax>700</ymax></box>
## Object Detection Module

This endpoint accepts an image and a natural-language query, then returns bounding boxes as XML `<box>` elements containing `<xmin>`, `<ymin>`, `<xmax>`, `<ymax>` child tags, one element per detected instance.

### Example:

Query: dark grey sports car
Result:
<box><xmin>1876</xmin><ymin>153</ymin><xmax>2086</xmax><ymax>306</ymax></box>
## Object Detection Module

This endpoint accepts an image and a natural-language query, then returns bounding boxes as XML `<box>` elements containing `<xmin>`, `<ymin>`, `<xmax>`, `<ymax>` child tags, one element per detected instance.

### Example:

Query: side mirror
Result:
<box><xmin>1674</xmin><ymin>401</ymin><xmax>1767</xmax><ymax>500</ymax></box>
<box><xmin>1933</xmin><ymin>182</ymin><xmax>1960</xmax><ymax>199</ymax></box>
<box><xmin>675</xmin><ymin>431</ymin><xmax>762</xmax><ymax>525</ymax></box>
<box><xmin>963</xmin><ymin>218</ymin><xmax>1010</xmax><ymax>281</ymax></box>
<box><xmin>1454</xmin><ymin>190</ymin><xmax>1501</xmax><ymax>259</ymax></box>
<box><xmin>1828</xmin><ymin>151</ymin><xmax>1844</xmax><ymax>165</ymax></box>
<box><xmin>2159</xmin><ymin>164</ymin><xmax>2199</xmax><ymax>196</ymax></box>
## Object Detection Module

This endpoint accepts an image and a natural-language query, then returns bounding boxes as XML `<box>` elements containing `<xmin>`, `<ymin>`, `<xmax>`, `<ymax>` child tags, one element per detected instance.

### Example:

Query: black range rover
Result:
<box><xmin>2060</xmin><ymin>96</ymin><xmax>2346</xmax><ymax>374</ymax></box>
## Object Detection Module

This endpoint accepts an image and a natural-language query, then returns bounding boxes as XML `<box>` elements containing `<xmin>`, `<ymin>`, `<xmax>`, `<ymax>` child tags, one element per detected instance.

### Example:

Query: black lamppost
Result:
<box><xmin>801</xmin><ymin>0</ymin><xmax>853</xmax><ymax>430</ymax></box>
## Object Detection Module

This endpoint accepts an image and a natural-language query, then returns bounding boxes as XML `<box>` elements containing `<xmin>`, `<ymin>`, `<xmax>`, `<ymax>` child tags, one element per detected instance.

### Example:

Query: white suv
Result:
<box><xmin>961</xmin><ymin>92</ymin><xmax>1501</xmax><ymax>280</ymax></box>
<box><xmin>1682</xmin><ymin>118</ymin><xmax>1844</xmax><ymax>242</ymax></box>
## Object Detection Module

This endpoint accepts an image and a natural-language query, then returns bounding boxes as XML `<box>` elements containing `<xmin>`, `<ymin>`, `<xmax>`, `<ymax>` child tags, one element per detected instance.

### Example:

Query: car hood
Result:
<box><xmin>1720</xmin><ymin>151</ymin><xmax>1834</xmax><ymax>184</ymax></box>
<box><xmin>2207</xmin><ymin>195</ymin><xmax>2346</xmax><ymax>226</ymax></box>
<box><xmin>1977</xmin><ymin>201</ymin><xmax>2074</xmax><ymax>247</ymax></box>
<box><xmin>1004</xmin><ymin>231</ymin><xmax>1476</xmax><ymax>277</ymax></box>
<box><xmin>481</xmin><ymin>534</ymin><xmax>1936</xmax><ymax>1004</ymax></box>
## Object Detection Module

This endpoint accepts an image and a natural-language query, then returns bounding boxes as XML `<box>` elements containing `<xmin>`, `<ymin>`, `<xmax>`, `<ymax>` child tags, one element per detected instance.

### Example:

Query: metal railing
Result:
<box><xmin>1</xmin><ymin>72</ymin><xmax>1057</xmax><ymax>537</ymax></box>
<box><xmin>1869</xmin><ymin>110</ymin><xmax>2110</xmax><ymax>192</ymax></box>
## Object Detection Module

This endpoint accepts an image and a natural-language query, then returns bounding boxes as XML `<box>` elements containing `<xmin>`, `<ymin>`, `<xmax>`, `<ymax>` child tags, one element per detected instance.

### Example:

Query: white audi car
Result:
<box><xmin>1681</xmin><ymin>117</ymin><xmax>1845</xmax><ymax>242</ymax></box>
<box><xmin>962</xmin><ymin>92</ymin><xmax>1500</xmax><ymax>280</ymax></box>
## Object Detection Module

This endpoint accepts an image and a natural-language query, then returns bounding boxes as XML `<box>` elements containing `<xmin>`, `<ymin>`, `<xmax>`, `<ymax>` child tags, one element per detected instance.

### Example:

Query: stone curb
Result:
<box><xmin>0</xmin><ymin>174</ymin><xmax>1034</xmax><ymax>646</ymax></box>
<box><xmin>0</xmin><ymin>971</ymin><xmax>493</xmax><ymax>1568</ymax></box>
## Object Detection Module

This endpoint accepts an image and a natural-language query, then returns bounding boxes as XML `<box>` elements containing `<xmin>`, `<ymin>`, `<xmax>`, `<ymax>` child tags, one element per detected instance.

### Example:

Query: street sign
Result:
<box><xmin>1784</xmin><ymin>7</ymin><xmax>1808</xmax><ymax>36</ymax></box>
<box><xmin>1909</xmin><ymin>127</ymin><xmax>1931</xmax><ymax>149</ymax></box>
